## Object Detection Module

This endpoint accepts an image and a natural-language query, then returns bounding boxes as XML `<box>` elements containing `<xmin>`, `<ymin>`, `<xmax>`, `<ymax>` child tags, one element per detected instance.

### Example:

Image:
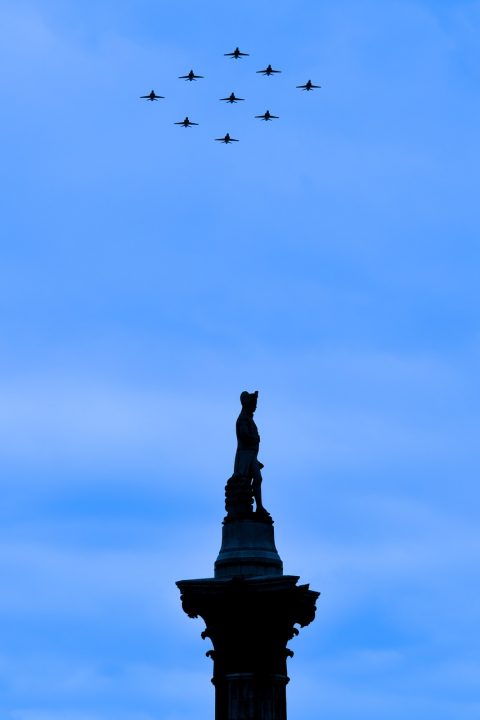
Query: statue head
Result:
<box><xmin>240</xmin><ymin>390</ymin><xmax>258</xmax><ymax>414</ymax></box>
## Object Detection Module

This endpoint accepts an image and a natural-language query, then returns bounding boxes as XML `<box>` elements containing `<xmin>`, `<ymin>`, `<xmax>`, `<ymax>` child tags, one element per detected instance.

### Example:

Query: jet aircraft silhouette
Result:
<box><xmin>255</xmin><ymin>110</ymin><xmax>279</xmax><ymax>121</ymax></box>
<box><xmin>140</xmin><ymin>90</ymin><xmax>164</xmax><ymax>101</ymax></box>
<box><xmin>174</xmin><ymin>116</ymin><xmax>199</xmax><ymax>127</ymax></box>
<box><xmin>296</xmin><ymin>80</ymin><xmax>321</xmax><ymax>91</ymax></box>
<box><xmin>215</xmin><ymin>133</ymin><xmax>239</xmax><ymax>143</ymax></box>
<box><xmin>256</xmin><ymin>64</ymin><xmax>281</xmax><ymax>76</ymax></box>
<box><xmin>220</xmin><ymin>92</ymin><xmax>244</xmax><ymax>103</ymax></box>
<box><xmin>179</xmin><ymin>70</ymin><xmax>204</xmax><ymax>81</ymax></box>
<box><xmin>224</xmin><ymin>47</ymin><xmax>249</xmax><ymax>59</ymax></box>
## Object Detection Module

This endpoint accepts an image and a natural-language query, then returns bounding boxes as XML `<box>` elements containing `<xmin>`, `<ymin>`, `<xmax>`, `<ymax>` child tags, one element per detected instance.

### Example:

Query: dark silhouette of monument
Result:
<box><xmin>177</xmin><ymin>391</ymin><xmax>319</xmax><ymax>720</ymax></box>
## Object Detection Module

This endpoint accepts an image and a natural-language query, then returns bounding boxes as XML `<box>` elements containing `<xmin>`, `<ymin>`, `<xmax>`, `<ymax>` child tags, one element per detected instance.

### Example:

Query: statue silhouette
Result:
<box><xmin>234</xmin><ymin>390</ymin><xmax>267</xmax><ymax>514</ymax></box>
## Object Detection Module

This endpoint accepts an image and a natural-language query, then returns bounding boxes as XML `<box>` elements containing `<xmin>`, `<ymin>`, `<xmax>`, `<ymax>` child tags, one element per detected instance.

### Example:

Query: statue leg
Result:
<box><xmin>251</xmin><ymin>461</ymin><xmax>264</xmax><ymax>511</ymax></box>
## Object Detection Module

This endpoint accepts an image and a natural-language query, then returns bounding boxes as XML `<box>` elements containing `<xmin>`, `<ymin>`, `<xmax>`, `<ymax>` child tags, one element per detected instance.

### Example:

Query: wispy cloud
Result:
<box><xmin>1</xmin><ymin>344</ymin><xmax>475</xmax><ymax>477</ymax></box>
<box><xmin>0</xmin><ymin>535</ymin><xmax>215</xmax><ymax>619</ymax></box>
<box><xmin>10</xmin><ymin>712</ymin><xmax>159</xmax><ymax>720</ymax></box>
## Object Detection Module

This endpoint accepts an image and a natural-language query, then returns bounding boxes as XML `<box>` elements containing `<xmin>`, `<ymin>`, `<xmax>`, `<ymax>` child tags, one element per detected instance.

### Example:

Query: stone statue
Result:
<box><xmin>233</xmin><ymin>390</ymin><xmax>268</xmax><ymax>515</ymax></box>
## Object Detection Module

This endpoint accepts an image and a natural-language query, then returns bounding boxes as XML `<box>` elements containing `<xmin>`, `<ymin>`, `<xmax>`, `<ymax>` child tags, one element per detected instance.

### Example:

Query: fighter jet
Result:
<box><xmin>140</xmin><ymin>90</ymin><xmax>165</xmax><ymax>101</ymax></box>
<box><xmin>220</xmin><ymin>92</ymin><xmax>245</xmax><ymax>103</ymax></box>
<box><xmin>174</xmin><ymin>116</ymin><xmax>199</xmax><ymax>127</ymax></box>
<box><xmin>256</xmin><ymin>64</ymin><xmax>281</xmax><ymax>76</ymax></box>
<box><xmin>296</xmin><ymin>79</ymin><xmax>321</xmax><ymax>91</ymax></box>
<box><xmin>224</xmin><ymin>47</ymin><xmax>249</xmax><ymax>59</ymax></box>
<box><xmin>215</xmin><ymin>133</ymin><xmax>239</xmax><ymax>143</ymax></box>
<box><xmin>178</xmin><ymin>69</ymin><xmax>204</xmax><ymax>81</ymax></box>
<box><xmin>255</xmin><ymin>110</ymin><xmax>279</xmax><ymax>121</ymax></box>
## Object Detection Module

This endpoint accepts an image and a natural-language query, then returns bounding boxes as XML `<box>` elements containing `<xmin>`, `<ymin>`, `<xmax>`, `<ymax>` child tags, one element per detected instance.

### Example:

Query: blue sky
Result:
<box><xmin>0</xmin><ymin>0</ymin><xmax>479</xmax><ymax>718</ymax></box>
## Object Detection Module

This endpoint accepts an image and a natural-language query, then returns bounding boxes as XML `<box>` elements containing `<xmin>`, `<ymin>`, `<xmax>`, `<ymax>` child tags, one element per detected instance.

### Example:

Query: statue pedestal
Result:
<box><xmin>215</xmin><ymin>519</ymin><xmax>283</xmax><ymax>578</ymax></box>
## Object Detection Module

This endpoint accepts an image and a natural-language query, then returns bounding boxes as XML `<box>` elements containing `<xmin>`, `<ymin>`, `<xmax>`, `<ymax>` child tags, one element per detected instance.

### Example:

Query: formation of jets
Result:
<box><xmin>140</xmin><ymin>48</ymin><xmax>321</xmax><ymax>143</ymax></box>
